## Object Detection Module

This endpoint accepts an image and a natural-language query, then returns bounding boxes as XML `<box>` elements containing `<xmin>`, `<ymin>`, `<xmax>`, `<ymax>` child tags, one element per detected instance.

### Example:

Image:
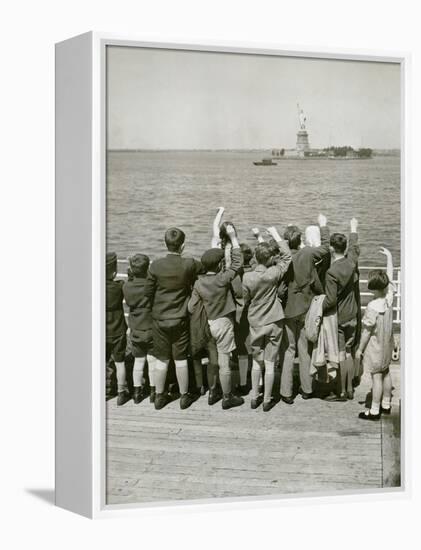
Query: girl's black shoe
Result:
<box><xmin>149</xmin><ymin>387</ymin><xmax>156</xmax><ymax>403</ymax></box>
<box><xmin>380</xmin><ymin>406</ymin><xmax>391</xmax><ymax>415</ymax></box>
<box><xmin>251</xmin><ymin>395</ymin><xmax>263</xmax><ymax>409</ymax></box>
<box><xmin>358</xmin><ymin>411</ymin><xmax>380</xmax><ymax>421</ymax></box>
<box><xmin>133</xmin><ymin>386</ymin><xmax>146</xmax><ymax>404</ymax></box>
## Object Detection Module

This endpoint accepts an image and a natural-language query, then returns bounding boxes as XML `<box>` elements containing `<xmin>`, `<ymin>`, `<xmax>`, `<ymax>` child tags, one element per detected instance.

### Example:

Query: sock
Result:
<box><xmin>218</xmin><ymin>353</ymin><xmax>231</xmax><ymax>394</ymax></box>
<box><xmin>251</xmin><ymin>360</ymin><xmax>262</xmax><ymax>399</ymax></box>
<box><xmin>238</xmin><ymin>356</ymin><xmax>249</xmax><ymax>386</ymax></box>
<box><xmin>370</xmin><ymin>401</ymin><xmax>380</xmax><ymax>415</ymax></box>
<box><xmin>115</xmin><ymin>361</ymin><xmax>127</xmax><ymax>393</ymax></box>
<box><xmin>133</xmin><ymin>357</ymin><xmax>146</xmax><ymax>387</ymax></box>
<box><xmin>207</xmin><ymin>363</ymin><xmax>218</xmax><ymax>390</ymax></box>
<box><xmin>154</xmin><ymin>359</ymin><xmax>169</xmax><ymax>394</ymax></box>
<box><xmin>381</xmin><ymin>397</ymin><xmax>391</xmax><ymax>410</ymax></box>
<box><xmin>147</xmin><ymin>355</ymin><xmax>156</xmax><ymax>387</ymax></box>
<box><xmin>193</xmin><ymin>359</ymin><xmax>203</xmax><ymax>388</ymax></box>
<box><xmin>174</xmin><ymin>360</ymin><xmax>189</xmax><ymax>394</ymax></box>
<box><xmin>263</xmin><ymin>361</ymin><xmax>275</xmax><ymax>403</ymax></box>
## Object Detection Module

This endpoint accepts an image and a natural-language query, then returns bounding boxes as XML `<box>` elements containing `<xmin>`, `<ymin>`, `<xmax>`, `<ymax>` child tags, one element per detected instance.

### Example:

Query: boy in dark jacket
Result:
<box><xmin>144</xmin><ymin>227</ymin><xmax>202</xmax><ymax>410</ymax></box>
<box><xmin>123</xmin><ymin>254</ymin><xmax>156</xmax><ymax>404</ymax></box>
<box><xmin>106</xmin><ymin>252</ymin><xmax>129</xmax><ymax>406</ymax></box>
<box><xmin>281</xmin><ymin>214</ymin><xmax>330</xmax><ymax>403</ymax></box>
<box><xmin>188</xmin><ymin>224</ymin><xmax>244</xmax><ymax>410</ymax></box>
<box><xmin>323</xmin><ymin>217</ymin><xmax>360</xmax><ymax>401</ymax></box>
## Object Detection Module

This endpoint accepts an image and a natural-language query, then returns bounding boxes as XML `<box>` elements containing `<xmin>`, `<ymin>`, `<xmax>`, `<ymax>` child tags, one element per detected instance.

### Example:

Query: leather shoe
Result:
<box><xmin>117</xmin><ymin>390</ymin><xmax>131</xmax><ymax>407</ymax></box>
<box><xmin>251</xmin><ymin>395</ymin><xmax>263</xmax><ymax>409</ymax></box>
<box><xmin>133</xmin><ymin>386</ymin><xmax>146</xmax><ymax>404</ymax></box>
<box><xmin>208</xmin><ymin>388</ymin><xmax>222</xmax><ymax>406</ymax></box>
<box><xmin>263</xmin><ymin>399</ymin><xmax>276</xmax><ymax>412</ymax></box>
<box><xmin>222</xmin><ymin>393</ymin><xmax>244</xmax><ymax>410</ymax></box>
<box><xmin>180</xmin><ymin>392</ymin><xmax>198</xmax><ymax>410</ymax></box>
<box><xmin>280</xmin><ymin>395</ymin><xmax>294</xmax><ymax>405</ymax></box>
<box><xmin>154</xmin><ymin>392</ymin><xmax>171</xmax><ymax>410</ymax></box>
<box><xmin>358</xmin><ymin>411</ymin><xmax>380</xmax><ymax>421</ymax></box>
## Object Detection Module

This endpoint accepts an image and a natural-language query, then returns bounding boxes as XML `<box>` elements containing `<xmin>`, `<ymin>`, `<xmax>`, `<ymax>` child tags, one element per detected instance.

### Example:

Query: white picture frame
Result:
<box><xmin>55</xmin><ymin>32</ymin><xmax>409</xmax><ymax>518</ymax></box>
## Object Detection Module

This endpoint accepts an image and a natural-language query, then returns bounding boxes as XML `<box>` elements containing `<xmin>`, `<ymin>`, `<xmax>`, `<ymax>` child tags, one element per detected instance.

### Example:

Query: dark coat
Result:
<box><xmin>284</xmin><ymin>226</ymin><xmax>330</xmax><ymax>319</ymax></box>
<box><xmin>123</xmin><ymin>277</ymin><xmax>153</xmax><ymax>332</ymax></box>
<box><xmin>106</xmin><ymin>278</ymin><xmax>127</xmax><ymax>339</ymax></box>
<box><xmin>143</xmin><ymin>253</ymin><xmax>202</xmax><ymax>321</ymax></box>
<box><xmin>322</xmin><ymin>232</ymin><xmax>360</xmax><ymax>324</ymax></box>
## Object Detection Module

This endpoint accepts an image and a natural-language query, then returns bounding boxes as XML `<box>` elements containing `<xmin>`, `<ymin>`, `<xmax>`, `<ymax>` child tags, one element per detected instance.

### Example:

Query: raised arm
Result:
<box><xmin>251</xmin><ymin>227</ymin><xmax>265</xmax><ymax>244</ymax></box>
<box><xmin>310</xmin><ymin>213</ymin><xmax>330</xmax><ymax>260</ymax></box>
<box><xmin>266</xmin><ymin>226</ymin><xmax>292</xmax><ymax>279</ymax></box>
<box><xmin>219</xmin><ymin>224</ymin><xmax>243</xmax><ymax>284</ymax></box>
<box><xmin>347</xmin><ymin>217</ymin><xmax>360</xmax><ymax>265</ymax></box>
<box><xmin>211</xmin><ymin>206</ymin><xmax>225</xmax><ymax>248</ymax></box>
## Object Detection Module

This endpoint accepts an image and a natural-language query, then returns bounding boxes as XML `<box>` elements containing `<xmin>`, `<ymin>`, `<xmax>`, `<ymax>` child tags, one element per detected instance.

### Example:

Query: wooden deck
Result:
<box><xmin>106</xmin><ymin>363</ymin><xmax>401</xmax><ymax>505</ymax></box>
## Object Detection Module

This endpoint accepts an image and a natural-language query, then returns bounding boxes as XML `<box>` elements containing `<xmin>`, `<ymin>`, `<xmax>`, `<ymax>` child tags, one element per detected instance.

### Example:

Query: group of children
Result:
<box><xmin>106</xmin><ymin>207</ymin><xmax>395</xmax><ymax>420</ymax></box>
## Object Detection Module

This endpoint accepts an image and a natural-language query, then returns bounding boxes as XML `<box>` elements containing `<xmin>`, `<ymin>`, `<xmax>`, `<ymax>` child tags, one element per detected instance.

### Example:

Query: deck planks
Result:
<box><xmin>106</xmin><ymin>363</ymin><xmax>401</xmax><ymax>505</ymax></box>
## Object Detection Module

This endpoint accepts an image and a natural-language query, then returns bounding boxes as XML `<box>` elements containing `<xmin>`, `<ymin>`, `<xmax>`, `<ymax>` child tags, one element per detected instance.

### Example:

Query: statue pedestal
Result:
<box><xmin>296</xmin><ymin>129</ymin><xmax>310</xmax><ymax>153</ymax></box>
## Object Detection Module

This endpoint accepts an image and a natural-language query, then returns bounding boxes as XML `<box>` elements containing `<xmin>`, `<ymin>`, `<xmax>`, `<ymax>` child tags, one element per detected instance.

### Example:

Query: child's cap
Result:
<box><xmin>106</xmin><ymin>252</ymin><xmax>117</xmax><ymax>266</ymax></box>
<box><xmin>201</xmin><ymin>248</ymin><xmax>225</xmax><ymax>271</ymax></box>
<box><xmin>129</xmin><ymin>253</ymin><xmax>150</xmax><ymax>276</ymax></box>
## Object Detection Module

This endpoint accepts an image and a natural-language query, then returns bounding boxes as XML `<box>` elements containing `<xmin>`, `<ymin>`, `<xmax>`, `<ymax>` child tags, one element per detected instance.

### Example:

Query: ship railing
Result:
<box><xmin>116</xmin><ymin>260</ymin><xmax>402</xmax><ymax>326</ymax></box>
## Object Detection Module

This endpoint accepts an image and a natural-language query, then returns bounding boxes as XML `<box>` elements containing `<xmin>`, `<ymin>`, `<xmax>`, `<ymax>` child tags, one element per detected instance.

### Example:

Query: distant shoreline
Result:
<box><xmin>108</xmin><ymin>148</ymin><xmax>401</xmax><ymax>156</ymax></box>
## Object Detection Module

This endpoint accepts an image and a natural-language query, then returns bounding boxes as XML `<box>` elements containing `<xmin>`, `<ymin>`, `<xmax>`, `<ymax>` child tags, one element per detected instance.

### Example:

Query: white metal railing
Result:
<box><xmin>116</xmin><ymin>259</ymin><xmax>401</xmax><ymax>325</ymax></box>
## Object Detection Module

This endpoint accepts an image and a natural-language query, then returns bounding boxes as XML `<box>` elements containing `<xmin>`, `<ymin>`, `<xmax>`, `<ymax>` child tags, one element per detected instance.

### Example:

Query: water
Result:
<box><xmin>106</xmin><ymin>151</ymin><xmax>401</xmax><ymax>266</ymax></box>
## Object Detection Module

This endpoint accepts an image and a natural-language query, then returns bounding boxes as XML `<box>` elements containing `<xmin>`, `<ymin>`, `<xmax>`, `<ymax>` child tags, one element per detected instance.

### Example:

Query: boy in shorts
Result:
<box><xmin>144</xmin><ymin>227</ymin><xmax>202</xmax><ymax>410</ymax></box>
<box><xmin>188</xmin><ymin>224</ymin><xmax>244</xmax><ymax>410</ymax></box>
<box><xmin>106</xmin><ymin>252</ymin><xmax>129</xmax><ymax>406</ymax></box>
<box><xmin>123</xmin><ymin>254</ymin><xmax>157</xmax><ymax>404</ymax></box>
<box><xmin>243</xmin><ymin>227</ymin><xmax>291</xmax><ymax>411</ymax></box>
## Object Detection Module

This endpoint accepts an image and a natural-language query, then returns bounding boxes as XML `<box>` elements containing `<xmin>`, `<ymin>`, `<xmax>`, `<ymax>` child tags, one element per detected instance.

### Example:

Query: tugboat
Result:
<box><xmin>253</xmin><ymin>158</ymin><xmax>277</xmax><ymax>166</ymax></box>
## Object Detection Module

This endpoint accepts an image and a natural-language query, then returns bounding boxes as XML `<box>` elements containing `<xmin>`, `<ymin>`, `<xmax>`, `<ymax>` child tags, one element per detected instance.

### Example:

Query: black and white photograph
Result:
<box><xmin>104</xmin><ymin>45</ymin><xmax>401</xmax><ymax>505</ymax></box>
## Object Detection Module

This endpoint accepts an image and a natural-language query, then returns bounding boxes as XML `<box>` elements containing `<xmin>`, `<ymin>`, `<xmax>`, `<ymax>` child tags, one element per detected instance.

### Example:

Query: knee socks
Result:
<box><xmin>263</xmin><ymin>360</ymin><xmax>275</xmax><ymax>403</ymax></box>
<box><xmin>115</xmin><ymin>361</ymin><xmax>127</xmax><ymax>393</ymax></box>
<box><xmin>238</xmin><ymin>355</ymin><xmax>249</xmax><ymax>386</ymax></box>
<box><xmin>251</xmin><ymin>360</ymin><xmax>262</xmax><ymax>400</ymax></box>
<box><xmin>133</xmin><ymin>357</ymin><xmax>146</xmax><ymax>387</ymax></box>
<box><xmin>154</xmin><ymin>359</ymin><xmax>169</xmax><ymax>394</ymax></box>
<box><xmin>218</xmin><ymin>352</ymin><xmax>232</xmax><ymax>394</ymax></box>
<box><xmin>174</xmin><ymin>359</ymin><xmax>189</xmax><ymax>395</ymax></box>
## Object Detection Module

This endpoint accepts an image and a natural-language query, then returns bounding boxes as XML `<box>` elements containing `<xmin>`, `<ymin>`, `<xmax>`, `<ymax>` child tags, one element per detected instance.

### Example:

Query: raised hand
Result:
<box><xmin>317</xmin><ymin>213</ymin><xmax>327</xmax><ymax>227</ymax></box>
<box><xmin>225</xmin><ymin>223</ymin><xmax>237</xmax><ymax>237</ymax></box>
<box><xmin>379</xmin><ymin>246</ymin><xmax>392</xmax><ymax>258</ymax></box>
<box><xmin>266</xmin><ymin>226</ymin><xmax>281</xmax><ymax>241</ymax></box>
<box><xmin>350</xmin><ymin>217</ymin><xmax>358</xmax><ymax>232</ymax></box>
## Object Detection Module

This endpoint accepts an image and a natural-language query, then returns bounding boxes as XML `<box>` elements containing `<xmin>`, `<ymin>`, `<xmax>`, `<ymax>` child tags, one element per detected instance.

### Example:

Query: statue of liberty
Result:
<box><xmin>297</xmin><ymin>103</ymin><xmax>307</xmax><ymax>130</ymax></box>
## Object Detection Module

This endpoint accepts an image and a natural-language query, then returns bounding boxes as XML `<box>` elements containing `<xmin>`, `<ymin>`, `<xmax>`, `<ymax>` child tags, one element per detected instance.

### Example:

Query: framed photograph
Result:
<box><xmin>55</xmin><ymin>32</ymin><xmax>407</xmax><ymax>518</ymax></box>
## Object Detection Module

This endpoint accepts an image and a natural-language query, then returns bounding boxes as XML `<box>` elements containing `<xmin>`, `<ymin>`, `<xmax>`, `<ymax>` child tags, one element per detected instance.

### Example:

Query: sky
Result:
<box><xmin>107</xmin><ymin>46</ymin><xmax>401</xmax><ymax>150</ymax></box>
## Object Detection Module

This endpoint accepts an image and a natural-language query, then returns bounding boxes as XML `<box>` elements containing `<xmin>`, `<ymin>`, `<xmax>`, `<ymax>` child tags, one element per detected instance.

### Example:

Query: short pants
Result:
<box><xmin>208</xmin><ymin>316</ymin><xmax>236</xmax><ymax>354</ymax></box>
<box><xmin>152</xmin><ymin>318</ymin><xmax>189</xmax><ymax>361</ymax></box>
<box><xmin>130</xmin><ymin>328</ymin><xmax>154</xmax><ymax>358</ymax></box>
<box><xmin>250</xmin><ymin>320</ymin><xmax>283</xmax><ymax>363</ymax></box>
<box><xmin>106</xmin><ymin>333</ymin><xmax>127</xmax><ymax>363</ymax></box>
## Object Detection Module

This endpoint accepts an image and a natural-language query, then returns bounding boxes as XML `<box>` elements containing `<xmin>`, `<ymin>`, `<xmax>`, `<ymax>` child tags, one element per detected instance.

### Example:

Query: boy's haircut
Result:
<box><xmin>267</xmin><ymin>238</ymin><xmax>280</xmax><ymax>255</ymax></box>
<box><xmin>283</xmin><ymin>225</ymin><xmax>301</xmax><ymax>250</ymax></box>
<box><xmin>368</xmin><ymin>269</ymin><xmax>390</xmax><ymax>291</ymax></box>
<box><xmin>330</xmin><ymin>233</ymin><xmax>347</xmax><ymax>254</ymax></box>
<box><xmin>106</xmin><ymin>252</ymin><xmax>117</xmax><ymax>279</ymax></box>
<box><xmin>129</xmin><ymin>253</ymin><xmax>150</xmax><ymax>277</ymax></box>
<box><xmin>201</xmin><ymin>248</ymin><xmax>225</xmax><ymax>273</ymax></box>
<box><xmin>240</xmin><ymin>243</ymin><xmax>253</xmax><ymax>265</ymax></box>
<box><xmin>255</xmin><ymin>242</ymin><xmax>273</xmax><ymax>266</ymax></box>
<box><xmin>164</xmin><ymin>227</ymin><xmax>185</xmax><ymax>252</ymax></box>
